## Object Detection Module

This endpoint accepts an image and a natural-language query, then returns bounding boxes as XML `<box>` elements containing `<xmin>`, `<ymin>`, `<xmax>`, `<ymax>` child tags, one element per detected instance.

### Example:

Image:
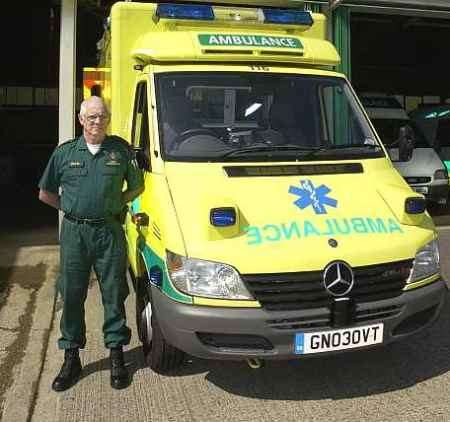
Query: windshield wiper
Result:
<box><xmin>321</xmin><ymin>143</ymin><xmax>381</xmax><ymax>150</ymax></box>
<box><xmin>219</xmin><ymin>143</ymin><xmax>382</xmax><ymax>160</ymax></box>
<box><xmin>301</xmin><ymin>143</ymin><xmax>382</xmax><ymax>156</ymax></box>
<box><xmin>220</xmin><ymin>145</ymin><xmax>323</xmax><ymax>158</ymax></box>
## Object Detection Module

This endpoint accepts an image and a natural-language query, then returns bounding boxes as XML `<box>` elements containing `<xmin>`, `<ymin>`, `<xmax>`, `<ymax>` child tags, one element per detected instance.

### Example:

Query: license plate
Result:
<box><xmin>413</xmin><ymin>186</ymin><xmax>428</xmax><ymax>194</ymax></box>
<box><xmin>294</xmin><ymin>323</ymin><xmax>383</xmax><ymax>355</ymax></box>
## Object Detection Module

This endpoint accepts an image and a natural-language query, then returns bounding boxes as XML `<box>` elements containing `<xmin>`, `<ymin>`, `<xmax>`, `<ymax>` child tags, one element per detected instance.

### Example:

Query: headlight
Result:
<box><xmin>166</xmin><ymin>251</ymin><xmax>253</xmax><ymax>300</ymax></box>
<box><xmin>434</xmin><ymin>169</ymin><xmax>448</xmax><ymax>180</ymax></box>
<box><xmin>408</xmin><ymin>239</ymin><xmax>440</xmax><ymax>283</ymax></box>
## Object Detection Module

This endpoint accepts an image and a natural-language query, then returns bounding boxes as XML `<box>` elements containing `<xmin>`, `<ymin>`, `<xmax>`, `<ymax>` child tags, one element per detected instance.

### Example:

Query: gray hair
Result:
<box><xmin>79</xmin><ymin>96</ymin><xmax>110</xmax><ymax>117</ymax></box>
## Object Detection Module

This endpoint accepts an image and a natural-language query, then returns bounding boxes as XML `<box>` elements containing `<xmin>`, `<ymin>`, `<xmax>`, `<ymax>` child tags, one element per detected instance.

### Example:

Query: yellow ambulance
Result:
<box><xmin>88</xmin><ymin>1</ymin><xmax>447</xmax><ymax>372</ymax></box>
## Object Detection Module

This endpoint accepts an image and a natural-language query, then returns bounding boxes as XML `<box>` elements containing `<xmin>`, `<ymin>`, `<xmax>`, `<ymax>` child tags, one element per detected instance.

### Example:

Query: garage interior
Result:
<box><xmin>351</xmin><ymin>10</ymin><xmax>450</xmax><ymax>106</ymax></box>
<box><xmin>2</xmin><ymin>2</ymin><xmax>450</xmax><ymax>241</ymax></box>
<box><xmin>349</xmin><ymin>6</ymin><xmax>450</xmax><ymax>221</ymax></box>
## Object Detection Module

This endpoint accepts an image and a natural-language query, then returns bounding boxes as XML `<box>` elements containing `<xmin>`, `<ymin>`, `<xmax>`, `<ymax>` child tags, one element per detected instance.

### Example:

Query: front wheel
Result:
<box><xmin>137</xmin><ymin>289</ymin><xmax>185</xmax><ymax>373</ymax></box>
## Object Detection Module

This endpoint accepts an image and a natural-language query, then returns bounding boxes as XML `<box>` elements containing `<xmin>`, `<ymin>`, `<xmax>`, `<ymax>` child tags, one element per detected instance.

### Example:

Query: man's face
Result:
<box><xmin>79</xmin><ymin>101</ymin><xmax>109</xmax><ymax>141</ymax></box>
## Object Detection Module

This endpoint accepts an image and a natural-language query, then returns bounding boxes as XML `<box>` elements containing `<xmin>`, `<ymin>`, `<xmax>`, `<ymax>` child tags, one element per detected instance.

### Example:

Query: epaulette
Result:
<box><xmin>109</xmin><ymin>135</ymin><xmax>133</xmax><ymax>151</ymax></box>
<box><xmin>56</xmin><ymin>138</ymin><xmax>78</xmax><ymax>149</ymax></box>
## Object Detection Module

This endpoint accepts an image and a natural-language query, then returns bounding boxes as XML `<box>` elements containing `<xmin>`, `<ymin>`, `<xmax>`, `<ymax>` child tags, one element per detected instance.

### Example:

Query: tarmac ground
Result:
<box><xmin>1</xmin><ymin>187</ymin><xmax>450</xmax><ymax>422</ymax></box>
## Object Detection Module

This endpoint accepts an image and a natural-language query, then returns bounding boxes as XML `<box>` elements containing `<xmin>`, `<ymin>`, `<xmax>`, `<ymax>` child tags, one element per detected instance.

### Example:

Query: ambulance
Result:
<box><xmin>410</xmin><ymin>104</ymin><xmax>450</xmax><ymax>172</ymax></box>
<box><xmin>85</xmin><ymin>1</ymin><xmax>447</xmax><ymax>372</ymax></box>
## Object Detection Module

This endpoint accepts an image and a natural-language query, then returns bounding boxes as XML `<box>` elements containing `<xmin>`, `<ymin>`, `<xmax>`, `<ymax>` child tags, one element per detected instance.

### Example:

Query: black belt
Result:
<box><xmin>64</xmin><ymin>214</ymin><xmax>107</xmax><ymax>225</ymax></box>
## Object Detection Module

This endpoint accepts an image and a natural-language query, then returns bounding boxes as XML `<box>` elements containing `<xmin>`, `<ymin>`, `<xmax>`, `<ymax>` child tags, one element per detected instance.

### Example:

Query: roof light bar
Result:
<box><xmin>262</xmin><ymin>8</ymin><xmax>313</xmax><ymax>26</ymax></box>
<box><xmin>156</xmin><ymin>3</ymin><xmax>314</xmax><ymax>26</ymax></box>
<box><xmin>156</xmin><ymin>3</ymin><xmax>215</xmax><ymax>21</ymax></box>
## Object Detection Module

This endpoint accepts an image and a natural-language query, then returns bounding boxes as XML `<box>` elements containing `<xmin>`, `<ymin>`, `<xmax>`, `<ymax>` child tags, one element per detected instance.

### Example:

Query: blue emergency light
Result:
<box><xmin>210</xmin><ymin>208</ymin><xmax>237</xmax><ymax>227</ymax></box>
<box><xmin>405</xmin><ymin>197</ymin><xmax>426</xmax><ymax>214</ymax></box>
<box><xmin>262</xmin><ymin>8</ymin><xmax>313</xmax><ymax>26</ymax></box>
<box><xmin>149</xmin><ymin>265</ymin><xmax>163</xmax><ymax>287</ymax></box>
<box><xmin>156</xmin><ymin>3</ymin><xmax>215</xmax><ymax>20</ymax></box>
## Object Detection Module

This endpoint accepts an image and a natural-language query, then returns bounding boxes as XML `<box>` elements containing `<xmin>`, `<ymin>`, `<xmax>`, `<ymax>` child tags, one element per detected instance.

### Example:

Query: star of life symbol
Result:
<box><xmin>288</xmin><ymin>179</ymin><xmax>338</xmax><ymax>214</ymax></box>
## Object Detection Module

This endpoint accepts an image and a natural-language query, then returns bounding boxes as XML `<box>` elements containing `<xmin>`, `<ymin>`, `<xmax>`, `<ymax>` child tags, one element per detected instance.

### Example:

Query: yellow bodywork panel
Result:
<box><xmin>107</xmin><ymin>2</ymin><xmax>441</xmax><ymax>308</ymax></box>
<box><xmin>193</xmin><ymin>297</ymin><xmax>261</xmax><ymax>307</ymax></box>
<box><xmin>404</xmin><ymin>274</ymin><xmax>441</xmax><ymax>291</ymax></box>
<box><xmin>108</xmin><ymin>1</ymin><xmax>338</xmax><ymax>140</ymax></box>
<box><xmin>162</xmin><ymin>158</ymin><xmax>435</xmax><ymax>274</ymax></box>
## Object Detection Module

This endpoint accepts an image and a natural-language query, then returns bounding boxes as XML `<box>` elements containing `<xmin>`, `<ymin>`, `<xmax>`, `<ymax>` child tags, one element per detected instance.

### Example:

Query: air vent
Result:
<box><xmin>224</xmin><ymin>163</ymin><xmax>364</xmax><ymax>177</ymax></box>
<box><xmin>197</xmin><ymin>333</ymin><xmax>273</xmax><ymax>351</ymax></box>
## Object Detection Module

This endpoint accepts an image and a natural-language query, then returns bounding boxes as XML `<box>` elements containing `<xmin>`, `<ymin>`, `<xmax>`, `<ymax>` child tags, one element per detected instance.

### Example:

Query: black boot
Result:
<box><xmin>52</xmin><ymin>348</ymin><xmax>82</xmax><ymax>392</ymax></box>
<box><xmin>110</xmin><ymin>347</ymin><xmax>130</xmax><ymax>390</ymax></box>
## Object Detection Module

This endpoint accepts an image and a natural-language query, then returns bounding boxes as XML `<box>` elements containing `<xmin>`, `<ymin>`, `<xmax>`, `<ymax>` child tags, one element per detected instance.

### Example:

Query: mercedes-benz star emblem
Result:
<box><xmin>323</xmin><ymin>261</ymin><xmax>354</xmax><ymax>297</ymax></box>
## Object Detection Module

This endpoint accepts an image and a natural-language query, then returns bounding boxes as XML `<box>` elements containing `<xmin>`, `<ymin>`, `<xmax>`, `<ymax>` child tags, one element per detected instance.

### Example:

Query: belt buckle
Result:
<box><xmin>66</xmin><ymin>214</ymin><xmax>104</xmax><ymax>224</ymax></box>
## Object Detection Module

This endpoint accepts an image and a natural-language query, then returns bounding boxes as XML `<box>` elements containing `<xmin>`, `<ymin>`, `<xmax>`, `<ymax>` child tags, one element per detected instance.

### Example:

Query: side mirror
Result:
<box><xmin>398</xmin><ymin>125</ymin><xmax>415</xmax><ymax>162</ymax></box>
<box><xmin>134</xmin><ymin>148</ymin><xmax>151</xmax><ymax>172</ymax></box>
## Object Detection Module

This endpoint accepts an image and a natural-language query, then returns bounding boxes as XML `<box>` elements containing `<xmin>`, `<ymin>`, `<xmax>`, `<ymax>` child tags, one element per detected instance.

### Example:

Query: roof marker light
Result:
<box><xmin>262</xmin><ymin>8</ymin><xmax>313</xmax><ymax>26</ymax></box>
<box><xmin>156</xmin><ymin>3</ymin><xmax>214</xmax><ymax>21</ymax></box>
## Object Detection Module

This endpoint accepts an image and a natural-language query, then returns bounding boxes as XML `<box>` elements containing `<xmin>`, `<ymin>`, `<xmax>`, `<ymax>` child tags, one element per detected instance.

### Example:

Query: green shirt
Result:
<box><xmin>39</xmin><ymin>135</ymin><xmax>144</xmax><ymax>218</ymax></box>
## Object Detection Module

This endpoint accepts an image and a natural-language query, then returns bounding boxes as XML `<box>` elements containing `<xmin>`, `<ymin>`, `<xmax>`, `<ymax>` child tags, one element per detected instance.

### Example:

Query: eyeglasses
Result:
<box><xmin>86</xmin><ymin>113</ymin><xmax>109</xmax><ymax>122</ymax></box>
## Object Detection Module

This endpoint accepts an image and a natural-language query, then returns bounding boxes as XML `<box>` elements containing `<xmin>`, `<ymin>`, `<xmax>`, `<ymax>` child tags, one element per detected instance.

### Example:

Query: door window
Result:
<box><xmin>131</xmin><ymin>82</ymin><xmax>151</xmax><ymax>158</ymax></box>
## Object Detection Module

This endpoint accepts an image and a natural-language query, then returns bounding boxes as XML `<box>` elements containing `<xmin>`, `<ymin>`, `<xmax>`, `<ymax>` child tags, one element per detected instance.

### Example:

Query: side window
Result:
<box><xmin>320</xmin><ymin>84</ymin><xmax>366</xmax><ymax>146</ymax></box>
<box><xmin>131</xmin><ymin>82</ymin><xmax>150</xmax><ymax>158</ymax></box>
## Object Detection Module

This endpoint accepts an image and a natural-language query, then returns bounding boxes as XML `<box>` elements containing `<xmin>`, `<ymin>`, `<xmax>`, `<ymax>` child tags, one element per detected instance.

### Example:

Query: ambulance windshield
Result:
<box><xmin>156</xmin><ymin>72</ymin><xmax>383</xmax><ymax>162</ymax></box>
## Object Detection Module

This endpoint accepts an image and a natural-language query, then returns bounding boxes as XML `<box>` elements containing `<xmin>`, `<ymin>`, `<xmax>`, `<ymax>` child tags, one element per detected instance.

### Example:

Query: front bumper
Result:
<box><xmin>151</xmin><ymin>280</ymin><xmax>447</xmax><ymax>360</ymax></box>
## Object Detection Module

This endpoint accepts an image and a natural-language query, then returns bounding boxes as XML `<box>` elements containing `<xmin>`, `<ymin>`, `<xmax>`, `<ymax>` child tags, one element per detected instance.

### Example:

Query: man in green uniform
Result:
<box><xmin>39</xmin><ymin>96</ymin><xmax>144</xmax><ymax>391</ymax></box>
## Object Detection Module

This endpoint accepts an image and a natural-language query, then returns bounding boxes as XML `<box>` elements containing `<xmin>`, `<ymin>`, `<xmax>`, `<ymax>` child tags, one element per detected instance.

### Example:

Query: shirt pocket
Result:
<box><xmin>62</xmin><ymin>165</ymin><xmax>88</xmax><ymax>184</ymax></box>
<box><xmin>102</xmin><ymin>159</ymin><xmax>126</xmax><ymax>180</ymax></box>
<box><xmin>60</xmin><ymin>166</ymin><xmax>87</xmax><ymax>213</ymax></box>
<box><xmin>103</xmin><ymin>166</ymin><xmax>121</xmax><ymax>176</ymax></box>
<box><xmin>102</xmin><ymin>165</ymin><xmax>125</xmax><ymax>197</ymax></box>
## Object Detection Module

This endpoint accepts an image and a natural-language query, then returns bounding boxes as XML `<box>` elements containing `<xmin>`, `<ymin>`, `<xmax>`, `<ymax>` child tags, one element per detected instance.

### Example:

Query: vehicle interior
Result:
<box><xmin>156</xmin><ymin>72</ymin><xmax>381</xmax><ymax>161</ymax></box>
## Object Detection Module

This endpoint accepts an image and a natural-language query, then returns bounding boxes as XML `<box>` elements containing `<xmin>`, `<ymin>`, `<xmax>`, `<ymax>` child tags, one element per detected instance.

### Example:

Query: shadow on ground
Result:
<box><xmin>78</xmin><ymin>293</ymin><xmax>450</xmax><ymax>402</ymax></box>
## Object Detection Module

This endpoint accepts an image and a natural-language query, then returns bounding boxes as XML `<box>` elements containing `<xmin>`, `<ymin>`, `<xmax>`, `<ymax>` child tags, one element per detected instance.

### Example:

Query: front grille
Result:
<box><xmin>267</xmin><ymin>303</ymin><xmax>405</xmax><ymax>330</ymax></box>
<box><xmin>404</xmin><ymin>176</ymin><xmax>431</xmax><ymax>184</ymax></box>
<box><xmin>267</xmin><ymin>310</ymin><xmax>331</xmax><ymax>330</ymax></box>
<box><xmin>242</xmin><ymin>259</ymin><xmax>413</xmax><ymax>312</ymax></box>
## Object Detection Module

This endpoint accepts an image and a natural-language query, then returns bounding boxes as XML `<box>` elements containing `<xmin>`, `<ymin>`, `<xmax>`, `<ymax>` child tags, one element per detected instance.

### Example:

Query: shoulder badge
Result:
<box><xmin>105</xmin><ymin>150</ymin><xmax>121</xmax><ymax>166</ymax></box>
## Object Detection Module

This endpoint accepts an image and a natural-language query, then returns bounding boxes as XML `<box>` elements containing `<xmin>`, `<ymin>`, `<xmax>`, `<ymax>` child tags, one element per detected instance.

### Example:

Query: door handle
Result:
<box><xmin>131</xmin><ymin>212</ymin><xmax>149</xmax><ymax>227</ymax></box>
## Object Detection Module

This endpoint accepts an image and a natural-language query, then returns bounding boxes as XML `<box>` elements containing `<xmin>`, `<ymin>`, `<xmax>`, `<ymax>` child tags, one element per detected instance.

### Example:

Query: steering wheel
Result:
<box><xmin>172</xmin><ymin>128</ymin><xmax>219</xmax><ymax>149</ymax></box>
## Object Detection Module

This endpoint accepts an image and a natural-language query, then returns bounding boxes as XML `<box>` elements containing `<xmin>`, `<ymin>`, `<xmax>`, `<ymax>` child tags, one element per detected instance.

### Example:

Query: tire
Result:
<box><xmin>135</xmin><ymin>283</ymin><xmax>147</xmax><ymax>343</ymax></box>
<box><xmin>137</xmin><ymin>287</ymin><xmax>185</xmax><ymax>373</ymax></box>
<box><xmin>147</xmin><ymin>312</ymin><xmax>185</xmax><ymax>373</ymax></box>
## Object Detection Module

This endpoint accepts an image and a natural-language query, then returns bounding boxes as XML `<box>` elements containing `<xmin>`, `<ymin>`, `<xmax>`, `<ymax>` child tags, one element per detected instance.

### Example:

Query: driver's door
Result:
<box><xmin>125</xmin><ymin>79</ymin><xmax>152</xmax><ymax>278</ymax></box>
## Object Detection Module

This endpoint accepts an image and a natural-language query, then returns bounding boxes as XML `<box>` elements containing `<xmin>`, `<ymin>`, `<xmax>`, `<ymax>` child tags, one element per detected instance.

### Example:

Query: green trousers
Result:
<box><xmin>58</xmin><ymin>218</ymin><xmax>131</xmax><ymax>349</ymax></box>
